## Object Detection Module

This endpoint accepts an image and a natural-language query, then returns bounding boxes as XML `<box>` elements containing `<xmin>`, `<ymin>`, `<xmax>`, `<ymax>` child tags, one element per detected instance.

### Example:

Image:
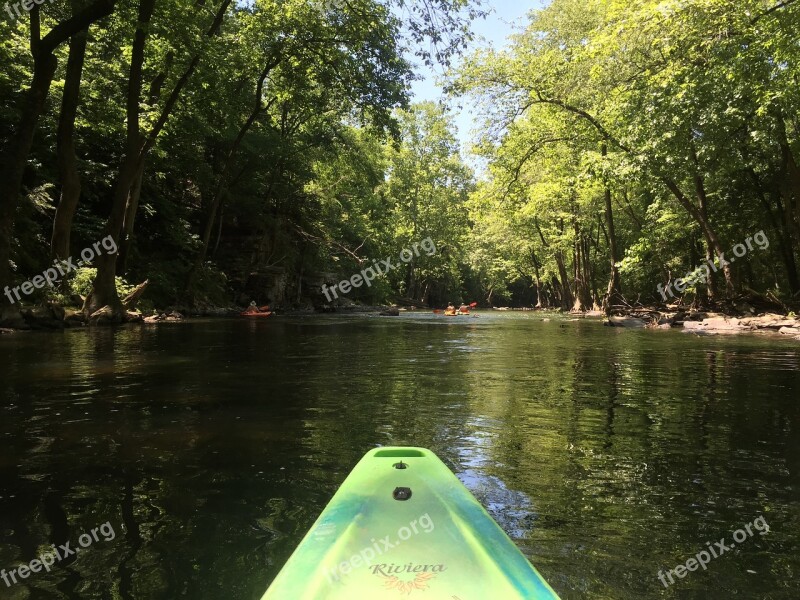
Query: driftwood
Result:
<box><xmin>87</xmin><ymin>304</ymin><xmax>143</xmax><ymax>325</ymax></box>
<box><xmin>88</xmin><ymin>305</ymin><xmax>116</xmax><ymax>325</ymax></box>
<box><xmin>122</xmin><ymin>279</ymin><xmax>149</xmax><ymax>310</ymax></box>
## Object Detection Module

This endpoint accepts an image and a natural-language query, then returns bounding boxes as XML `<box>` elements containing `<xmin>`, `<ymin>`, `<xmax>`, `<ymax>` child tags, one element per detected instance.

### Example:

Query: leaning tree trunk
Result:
<box><xmin>51</xmin><ymin>24</ymin><xmax>89</xmax><ymax>261</ymax></box>
<box><xmin>117</xmin><ymin>160</ymin><xmax>145</xmax><ymax>274</ymax></box>
<box><xmin>773</xmin><ymin>105</ymin><xmax>800</xmax><ymax>244</ymax></box>
<box><xmin>87</xmin><ymin>0</ymin><xmax>232</xmax><ymax>316</ymax></box>
<box><xmin>601</xmin><ymin>144</ymin><xmax>622</xmax><ymax>310</ymax></box>
<box><xmin>692</xmin><ymin>173</ymin><xmax>720</xmax><ymax>300</ymax></box>
<box><xmin>117</xmin><ymin>52</ymin><xmax>174</xmax><ymax>274</ymax></box>
<box><xmin>663</xmin><ymin>177</ymin><xmax>735</xmax><ymax>295</ymax></box>
<box><xmin>0</xmin><ymin>1</ymin><xmax>116</xmax><ymax>292</ymax></box>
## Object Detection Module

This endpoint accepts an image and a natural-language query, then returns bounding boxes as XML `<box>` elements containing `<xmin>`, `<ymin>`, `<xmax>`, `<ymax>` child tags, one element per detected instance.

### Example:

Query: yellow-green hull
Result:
<box><xmin>262</xmin><ymin>447</ymin><xmax>560</xmax><ymax>599</ymax></box>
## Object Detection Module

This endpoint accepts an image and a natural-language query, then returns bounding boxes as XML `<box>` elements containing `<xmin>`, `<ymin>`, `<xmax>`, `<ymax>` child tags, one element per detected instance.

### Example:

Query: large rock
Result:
<box><xmin>704</xmin><ymin>317</ymin><xmax>744</xmax><ymax>330</ymax></box>
<box><xmin>606</xmin><ymin>316</ymin><xmax>647</xmax><ymax>328</ymax></box>
<box><xmin>741</xmin><ymin>314</ymin><xmax>799</xmax><ymax>329</ymax></box>
<box><xmin>682</xmin><ymin>317</ymin><xmax>749</xmax><ymax>334</ymax></box>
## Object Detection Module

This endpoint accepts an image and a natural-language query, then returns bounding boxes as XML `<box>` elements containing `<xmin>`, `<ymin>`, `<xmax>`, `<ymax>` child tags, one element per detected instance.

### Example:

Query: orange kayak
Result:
<box><xmin>240</xmin><ymin>310</ymin><xmax>273</xmax><ymax>318</ymax></box>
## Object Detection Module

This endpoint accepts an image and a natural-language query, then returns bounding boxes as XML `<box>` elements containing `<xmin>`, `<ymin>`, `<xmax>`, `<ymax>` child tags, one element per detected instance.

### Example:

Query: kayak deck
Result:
<box><xmin>262</xmin><ymin>447</ymin><xmax>560</xmax><ymax>599</ymax></box>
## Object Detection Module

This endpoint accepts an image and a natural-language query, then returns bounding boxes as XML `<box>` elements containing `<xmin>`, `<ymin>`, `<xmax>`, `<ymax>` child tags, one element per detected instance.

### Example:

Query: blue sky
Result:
<box><xmin>408</xmin><ymin>1</ymin><xmax>545</xmax><ymax>155</ymax></box>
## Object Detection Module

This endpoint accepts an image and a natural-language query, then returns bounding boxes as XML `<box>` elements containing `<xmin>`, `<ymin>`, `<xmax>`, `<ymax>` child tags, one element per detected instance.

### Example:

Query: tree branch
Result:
<box><xmin>532</xmin><ymin>93</ymin><xmax>633</xmax><ymax>154</ymax></box>
<box><xmin>751</xmin><ymin>0</ymin><xmax>798</xmax><ymax>24</ymax></box>
<box><xmin>38</xmin><ymin>0</ymin><xmax>116</xmax><ymax>57</ymax></box>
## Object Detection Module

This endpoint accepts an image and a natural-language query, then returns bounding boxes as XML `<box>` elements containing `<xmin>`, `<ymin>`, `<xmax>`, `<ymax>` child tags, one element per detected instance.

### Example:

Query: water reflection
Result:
<box><xmin>1</xmin><ymin>314</ymin><xmax>799</xmax><ymax>599</ymax></box>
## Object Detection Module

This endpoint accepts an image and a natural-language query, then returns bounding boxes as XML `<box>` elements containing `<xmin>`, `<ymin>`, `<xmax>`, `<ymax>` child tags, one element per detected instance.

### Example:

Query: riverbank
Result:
<box><xmin>3</xmin><ymin>298</ymin><xmax>800</xmax><ymax>340</ymax></box>
<box><xmin>0</xmin><ymin>299</ymin><xmax>403</xmax><ymax>331</ymax></box>
<box><xmin>602</xmin><ymin>310</ymin><xmax>800</xmax><ymax>339</ymax></box>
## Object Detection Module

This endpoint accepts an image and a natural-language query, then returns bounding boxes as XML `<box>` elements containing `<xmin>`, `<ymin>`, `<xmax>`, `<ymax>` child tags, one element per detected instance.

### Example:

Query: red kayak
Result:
<box><xmin>241</xmin><ymin>305</ymin><xmax>273</xmax><ymax>318</ymax></box>
<box><xmin>241</xmin><ymin>311</ymin><xmax>272</xmax><ymax>318</ymax></box>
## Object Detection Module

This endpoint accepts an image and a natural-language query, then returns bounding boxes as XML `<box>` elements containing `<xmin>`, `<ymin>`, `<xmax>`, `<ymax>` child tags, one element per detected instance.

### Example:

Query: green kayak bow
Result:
<box><xmin>262</xmin><ymin>447</ymin><xmax>560</xmax><ymax>599</ymax></box>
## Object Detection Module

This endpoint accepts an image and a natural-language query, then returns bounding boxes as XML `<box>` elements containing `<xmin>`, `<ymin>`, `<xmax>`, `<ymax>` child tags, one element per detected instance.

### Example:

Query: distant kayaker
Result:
<box><xmin>244</xmin><ymin>301</ymin><xmax>260</xmax><ymax>314</ymax></box>
<box><xmin>445</xmin><ymin>302</ymin><xmax>457</xmax><ymax>316</ymax></box>
<box><xmin>459</xmin><ymin>303</ymin><xmax>470</xmax><ymax>314</ymax></box>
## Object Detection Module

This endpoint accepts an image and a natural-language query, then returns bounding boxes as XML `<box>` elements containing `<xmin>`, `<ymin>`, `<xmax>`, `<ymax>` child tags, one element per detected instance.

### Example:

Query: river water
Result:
<box><xmin>1</xmin><ymin>313</ymin><xmax>799</xmax><ymax>599</ymax></box>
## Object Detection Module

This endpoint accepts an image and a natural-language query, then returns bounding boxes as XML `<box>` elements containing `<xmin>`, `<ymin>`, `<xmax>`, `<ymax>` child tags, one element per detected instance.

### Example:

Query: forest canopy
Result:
<box><xmin>456</xmin><ymin>0</ymin><xmax>800</xmax><ymax>310</ymax></box>
<box><xmin>1</xmin><ymin>0</ymin><xmax>799</xmax><ymax>320</ymax></box>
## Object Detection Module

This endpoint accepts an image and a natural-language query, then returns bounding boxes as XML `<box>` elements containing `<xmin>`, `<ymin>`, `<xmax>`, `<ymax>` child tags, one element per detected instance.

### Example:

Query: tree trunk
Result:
<box><xmin>748</xmin><ymin>167</ymin><xmax>800</xmax><ymax>294</ymax></box>
<box><xmin>773</xmin><ymin>105</ymin><xmax>800</xmax><ymax>242</ymax></box>
<box><xmin>0</xmin><ymin>52</ymin><xmax>57</xmax><ymax>290</ymax></box>
<box><xmin>601</xmin><ymin>144</ymin><xmax>622</xmax><ymax>310</ymax></box>
<box><xmin>572</xmin><ymin>222</ymin><xmax>591</xmax><ymax>311</ymax></box>
<box><xmin>87</xmin><ymin>0</ymin><xmax>232</xmax><ymax>315</ymax></box>
<box><xmin>692</xmin><ymin>172</ymin><xmax>720</xmax><ymax>300</ymax></box>
<box><xmin>51</xmin><ymin>24</ymin><xmax>89</xmax><ymax>261</ymax></box>
<box><xmin>117</xmin><ymin>161</ymin><xmax>145</xmax><ymax>274</ymax></box>
<box><xmin>662</xmin><ymin>177</ymin><xmax>736</xmax><ymax>294</ymax></box>
<box><xmin>555</xmin><ymin>249</ymin><xmax>573</xmax><ymax>311</ymax></box>
<box><xmin>84</xmin><ymin>0</ymin><xmax>155</xmax><ymax>316</ymax></box>
<box><xmin>530</xmin><ymin>248</ymin><xmax>543</xmax><ymax>308</ymax></box>
<box><xmin>0</xmin><ymin>0</ymin><xmax>116</xmax><ymax>292</ymax></box>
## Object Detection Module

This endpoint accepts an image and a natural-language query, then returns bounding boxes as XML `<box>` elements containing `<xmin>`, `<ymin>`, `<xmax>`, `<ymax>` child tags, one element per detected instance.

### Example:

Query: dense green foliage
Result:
<box><xmin>457</xmin><ymin>0</ymin><xmax>800</xmax><ymax>309</ymax></box>
<box><xmin>0</xmin><ymin>0</ymin><xmax>481</xmax><ymax>313</ymax></box>
<box><xmin>2</xmin><ymin>0</ymin><xmax>799</xmax><ymax>315</ymax></box>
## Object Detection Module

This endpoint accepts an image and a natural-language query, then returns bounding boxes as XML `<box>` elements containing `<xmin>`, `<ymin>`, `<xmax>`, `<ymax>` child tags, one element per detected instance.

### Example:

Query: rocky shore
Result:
<box><xmin>603</xmin><ymin>310</ymin><xmax>800</xmax><ymax>339</ymax></box>
<box><xmin>3</xmin><ymin>296</ymin><xmax>799</xmax><ymax>340</ymax></box>
<box><xmin>0</xmin><ymin>299</ymin><xmax>401</xmax><ymax>331</ymax></box>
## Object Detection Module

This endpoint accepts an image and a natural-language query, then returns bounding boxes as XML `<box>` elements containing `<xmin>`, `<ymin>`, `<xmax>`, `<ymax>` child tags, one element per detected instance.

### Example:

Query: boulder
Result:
<box><xmin>704</xmin><ymin>317</ymin><xmax>743</xmax><ymax>330</ymax></box>
<box><xmin>682</xmin><ymin>316</ymin><xmax>751</xmax><ymax>334</ymax></box>
<box><xmin>741</xmin><ymin>314</ymin><xmax>799</xmax><ymax>329</ymax></box>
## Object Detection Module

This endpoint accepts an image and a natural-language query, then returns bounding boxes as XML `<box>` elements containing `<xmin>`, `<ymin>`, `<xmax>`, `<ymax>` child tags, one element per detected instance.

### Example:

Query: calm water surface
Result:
<box><xmin>1</xmin><ymin>313</ymin><xmax>799</xmax><ymax>599</ymax></box>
